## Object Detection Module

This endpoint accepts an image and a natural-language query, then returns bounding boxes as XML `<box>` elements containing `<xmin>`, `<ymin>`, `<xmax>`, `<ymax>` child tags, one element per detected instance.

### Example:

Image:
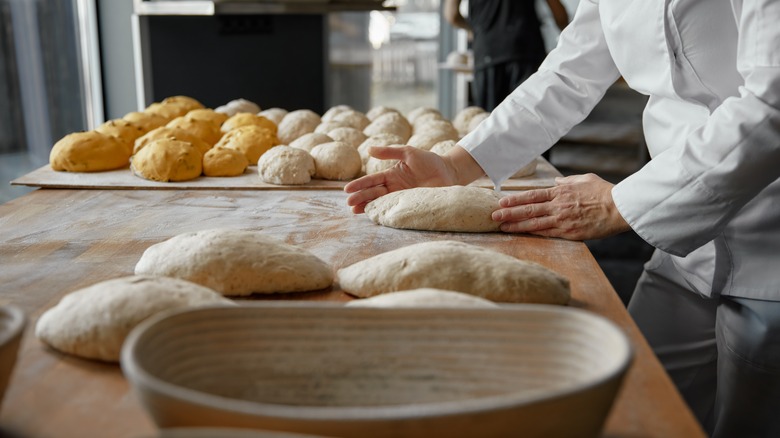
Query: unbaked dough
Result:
<box><xmin>310</xmin><ymin>141</ymin><xmax>361</xmax><ymax>180</ymax></box>
<box><xmin>167</xmin><ymin>116</ymin><xmax>223</xmax><ymax>146</ymax></box>
<box><xmin>321</xmin><ymin>104</ymin><xmax>352</xmax><ymax>122</ymax></box>
<box><xmin>161</xmin><ymin>95</ymin><xmax>204</xmax><ymax>112</ymax></box>
<box><xmin>50</xmin><ymin>131</ymin><xmax>130</xmax><ymax>172</ymax></box>
<box><xmin>215</xmin><ymin>125</ymin><xmax>277</xmax><ymax>164</ymax></box>
<box><xmin>407</xmin><ymin>130</ymin><xmax>458</xmax><ymax>151</ymax></box>
<box><xmin>221</xmin><ymin>113</ymin><xmax>277</xmax><ymax>134</ymax></box>
<box><xmin>453</xmin><ymin>106</ymin><xmax>486</xmax><ymax>137</ymax></box>
<box><xmin>214</xmin><ymin>98</ymin><xmax>261</xmax><ymax>117</ymax></box>
<box><xmin>366</xmin><ymin>105</ymin><xmax>400</xmax><ymax>121</ymax></box>
<box><xmin>512</xmin><ymin>159</ymin><xmax>538</xmax><ymax>178</ymax></box>
<box><xmin>467</xmin><ymin>112</ymin><xmax>489</xmax><ymax>133</ymax></box>
<box><xmin>414</xmin><ymin>119</ymin><xmax>458</xmax><ymax>139</ymax></box>
<box><xmin>96</xmin><ymin>119</ymin><xmax>146</xmax><ymax>153</ymax></box>
<box><xmin>429</xmin><ymin>140</ymin><xmax>457</xmax><ymax>156</ymax></box>
<box><xmin>289</xmin><ymin>132</ymin><xmax>333</xmax><ymax>153</ymax></box>
<box><xmin>135</xmin><ymin>229</ymin><xmax>334</xmax><ymax>296</ymax></box>
<box><xmin>365</xmin><ymin>186</ymin><xmax>501</xmax><ymax>232</ymax></box>
<box><xmin>258</xmin><ymin>108</ymin><xmax>288</xmax><ymax>125</ymax></box>
<box><xmin>357</xmin><ymin>133</ymin><xmax>404</xmax><ymax>168</ymax></box>
<box><xmin>185</xmin><ymin>108</ymin><xmax>229</xmax><ymax>128</ymax></box>
<box><xmin>314</xmin><ymin>121</ymin><xmax>350</xmax><ymax>134</ymax></box>
<box><xmin>407</xmin><ymin>106</ymin><xmax>442</xmax><ymax>124</ymax></box>
<box><xmin>277</xmin><ymin>109</ymin><xmax>321</xmax><ymax>144</ymax></box>
<box><xmin>345</xmin><ymin>288</ymin><xmax>498</xmax><ymax>308</ymax></box>
<box><xmin>35</xmin><ymin>275</ymin><xmax>233</xmax><ymax>362</ymax></box>
<box><xmin>257</xmin><ymin>145</ymin><xmax>315</xmax><ymax>185</ymax></box>
<box><xmin>331</xmin><ymin>110</ymin><xmax>370</xmax><ymax>131</ymax></box>
<box><xmin>364</xmin><ymin>144</ymin><xmax>404</xmax><ymax>175</ymax></box>
<box><xmin>131</xmin><ymin>139</ymin><xmax>202</xmax><ymax>182</ymax></box>
<box><xmin>337</xmin><ymin>240</ymin><xmax>570</xmax><ymax>304</ymax></box>
<box><xmin>327</xmin><ymin>127</ymin><xmax>366</xmax><ymax>149</ymax></box>
<box><xmin>203</xmin><ymin>146</ymin><xmax>249</xmax><ymax>177</ymax></box>
<box><xmin>123</xmin><ymin>111</ymin><xmax>168</xmax><ymax>133</ymax></box>
<box><xmin>363</xmin><ymin>112</ymin><xmax>411</xmax><ymax>142</ymax></box>
<box><xmin>134</xmin><ymin>127</ymin><xmax>211</xmax><ymax>156</ymax></box>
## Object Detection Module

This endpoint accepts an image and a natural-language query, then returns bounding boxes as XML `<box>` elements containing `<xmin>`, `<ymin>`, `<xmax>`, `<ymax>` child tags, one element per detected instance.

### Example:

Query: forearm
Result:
<box><xmin>443</xmin><ymin>145</ymin><xmax>485</xmax><ymax>185</ymax></box>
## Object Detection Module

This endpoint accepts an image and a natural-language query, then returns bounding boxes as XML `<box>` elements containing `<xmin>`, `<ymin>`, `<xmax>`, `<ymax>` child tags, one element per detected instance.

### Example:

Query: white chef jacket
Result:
<box><xmin>459</xmin><ymin>0</ymin><xmax>780</xmax><ymax>300</ymax></box>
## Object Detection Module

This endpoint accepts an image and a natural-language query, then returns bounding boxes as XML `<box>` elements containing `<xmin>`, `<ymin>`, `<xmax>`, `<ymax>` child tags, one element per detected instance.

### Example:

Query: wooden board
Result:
<box><xmin>10</xmin><ymin>158</ymin><xmax>560</xmax><ymax>191</ymax></box>
<box><xmin>0</xmin><ymin>189</ymin><xmax>704</xmax><ymax>438</ymax></box>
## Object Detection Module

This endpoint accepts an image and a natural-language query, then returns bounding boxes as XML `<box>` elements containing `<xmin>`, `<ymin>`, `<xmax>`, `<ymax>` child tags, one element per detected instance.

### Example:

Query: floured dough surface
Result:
<box><xmin>289</xmin><ymin>132</ymin><xmax>333</xmax><ymax>153</ymax></box>
<box><xmin>257</xmin><ymin>145</ymin><xmax>315</xmax><ymax>185</ymax></box>
<box><xmin>337</xmin><ymin>240</ymin><xmax>570</xmax><ymax>304</ymax></box>
<box><xmin>35</xmin><ymin>275</ymin><xmax>233</xmax><ymax>362</ymax></box>
<box><xmin>277</xmin><ymin>110</ymin><xmax>321</xmax><ymax>144</ymax></box>
<box><xmin>310</xmin><ymin>141</ymin><xmax>361</xmax><ymax>180</ymax></box>
<box><xmin>346</xmin><ymin>288</ymin><xmax>498</xmax><ymax>308</ymax></box>
<box><xmin>135</xmin><ymin>229</ymin><xmax>333</xmax><ymax>296</ymax></box>
<box><xmin>327</xmin><ymin>127</ymin><xmax>366</xmax><ymax>149</ymax></box>
<box><xmin>365</xmin><ymin>186</ymin><xmax>502</xmax><ymax>232</ymax></box>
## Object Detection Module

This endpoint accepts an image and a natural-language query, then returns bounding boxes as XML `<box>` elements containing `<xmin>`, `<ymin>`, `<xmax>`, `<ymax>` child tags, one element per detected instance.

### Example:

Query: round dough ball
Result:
<box><xmin>467</xmin><ymin>112</ymin><xmax>489</xmax><ymax>133</ymax></box>
<box><xmin>167</xmin><ymin>116</ymin><xmax>223</xmax><ymax>146</ymax></box>
<box><xmin>357</xmin><ymin>133</ymin><xmax>404</xmax><ymax>167</ymax></box>
<box><xmin>314</xmin><ymin>121</ymin><xmax>350</xmax><ymax>134</ymax></box>
<box><xmin>185</xmin><ymin>108</ymin><xmax>229</xmax><ymax>128</ymax></box>
<box><xmin>289</xmin><ymin>132</ymin><xmax>333</xmax><ymax>152</ymax></box>
<box><xmin>346</xmin><ymin>288</ymin><xmax>498</xmax><ymax>309</ymax></box>
<box><xmin>215</xmin><ymin>98</ymin><xmax>261</xmax><ymax>116</ymax></box>
<box><xmin>511</xmin><ymin>159</ymin><xmax>538</xmax><ymax>178</ymax></box>
<box><xmin>453</xmin><ymin>106</ymin><xmax>486</xmax><ymax>137</ymax></box>
<box><xmin>366</xmin><ymin>105</ymin><xmax>400</xmax><ymax>121</ymax></box>
<box><xmin>221</xmin><ymin>113</ymin><xmax>277</xmax><ymax>134</ymax></box>
<box><xmin>258</xmin><ymin>107</ymin><xmax>288</xmax><ymax>125</ymax></box>
<box><xmin>123</xmin><ymin>111</ymin><xmax>168</xmax><ymax>133</ymax></box>
<box><xmin>161</xmin><ymin>95</ymin><xmax>204</xmax><ymax>112</ymax></box>
<box><xmin>365</xmin><ymin>144</ymin><xmax>404</xmax><ymax>175</ymax></box>
<box><xmin>407</xmin><ymin>106</ymin><xmax>442</xmax><ymax>124</ymax></box>
<box><xmin>131</xmin><ymin>139</ymin><xmax>203</xmax><ymax>182</ymax></box>
<box><xmin>327</xmin><ymin>127</ymin><xmax>366</xmax><ymax>149</ymax></box>
<box><xmin>363</xmin><ymin>112</ymin><xmax>411</xmax><ymax>141</ymax></box>
<box><xmin>134</xmin><ymin>127</ymin><xmax>211</xmax><ymax>155</ymax></box>
<box><xmin>135</xmin><ymin>229</ymin><xmax>334</xmax><ymax>296</ymax></box>
<box><xmin>145</xmin><ymin>102</ymin><xmax>188</xmax><ymax>122</ymax></box>
<box><xmin>310</xmin><ymin>141</ymin><xmax>361</xmax><ymax>180</ymax></box>
<box><xmin>96</xmin><ymin>119</ymin><xmax>146</xmax><ymax>153</ymax></box>
<box><xmin>429</xmin><ymin>139</ymin><xmax>457</xmax><ymax>156</ymax></box>
<box><xmin>34</xmin><ymin>275</ymin><xmax>233</xmax><ymax>362</ymax></box>
<box><xmin>332</xmin><ymin>110</ymin><xmax>370</xmax><ymax>130</ymax></box>
<box><xmin>203</xmin><ymin>146</ymin><xmax>249</xmax><ymax>177</ymax></box>
<box><xmin>412</xmin><ymin>112</ymin><xmax>448</xmax><ymax>133</ymax></box>
<box><xmin>277</xmin><ymin>109</ymin><xmax>322</xmax><ymax>144</ymax></box>
<box><xmin>415</xmin><ymin>119</ymin><xmax>458</xmax><ymax>139</ymax></box>
<box><xmin>407</xmin><ymin>129</ymin><xmax>458</xmax><ymax>151</ymax></box>
<box><xmin>321</xmin><ymin>104</ymin><xmax>353</xmax><ymax>122</ymax></box>
<box><xmin>215</xmin><ymin>125</ymin><xmax>277</xmax><ymax>164</ymax></box>
<box><xmin>257</xmin><ymin>145</ymin><xmax>315</xmax><ymax>185</ymax></box>
<box><xmin>50</xmin><ymin>131</ymin><xmax>130</xmax><ymax>172</ymax></box>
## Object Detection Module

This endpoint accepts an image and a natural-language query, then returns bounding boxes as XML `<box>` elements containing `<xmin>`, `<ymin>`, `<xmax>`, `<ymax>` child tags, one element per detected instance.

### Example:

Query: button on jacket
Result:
<box><xmin>460</xmin><ymin>0</ymin><xmax>780</xmax><ymax>299</ymax></box>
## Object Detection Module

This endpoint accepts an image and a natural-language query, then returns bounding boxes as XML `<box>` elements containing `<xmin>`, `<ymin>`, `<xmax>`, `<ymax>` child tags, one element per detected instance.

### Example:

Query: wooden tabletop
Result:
<box><xmin>0</xmin><ymin>189</ymin><xmax>705</xmax><ymax>438</ymax></box>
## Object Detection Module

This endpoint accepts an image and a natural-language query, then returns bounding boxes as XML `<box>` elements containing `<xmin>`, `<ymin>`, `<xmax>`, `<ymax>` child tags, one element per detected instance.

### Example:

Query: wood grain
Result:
<box><xmin>0</xmin><ymin>189</ymin><xmax>704</xmax><ymax>438</ymax></box>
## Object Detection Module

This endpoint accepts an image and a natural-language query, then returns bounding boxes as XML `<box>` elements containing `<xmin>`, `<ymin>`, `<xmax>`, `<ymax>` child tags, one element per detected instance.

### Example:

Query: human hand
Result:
<box><xmin>491</xmin><ymin>173</ymin><xmax>631</xmax><ymax>240</ymax></box>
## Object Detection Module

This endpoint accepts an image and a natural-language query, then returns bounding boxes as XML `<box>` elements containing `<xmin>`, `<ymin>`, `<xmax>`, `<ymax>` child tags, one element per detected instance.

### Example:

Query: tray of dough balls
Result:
<box><xmin>13</xmin><ymin>96</ymin><xmax>560</xmax><ymax>191</ymax></box>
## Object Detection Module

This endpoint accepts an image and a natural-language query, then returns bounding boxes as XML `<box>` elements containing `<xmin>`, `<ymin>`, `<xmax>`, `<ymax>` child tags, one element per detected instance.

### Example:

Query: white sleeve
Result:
<box><xmin>459</xmin><ymin>0</ymin><xmax>620</xmax><ymax>182</ymax></box>
<box><xmin>611</xmin><ymin>0</ymin><xmax>780</xmax><ymax>257</ymax></box>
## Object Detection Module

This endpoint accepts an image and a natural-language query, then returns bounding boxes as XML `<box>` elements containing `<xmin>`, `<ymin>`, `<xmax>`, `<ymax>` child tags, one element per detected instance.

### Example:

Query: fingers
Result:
<box><xmin>499</xmin><ymin>216</ymin><xmax>559</xmax><ymax>233</ymax></box>
<box><xmin>346</xmin><ymin>184</ymin><xmax>389</xmax><ymax>212</ymax></box>
<box><xmin>498</xmin><ymin>188</ymin><xmax>554</xmax><ymax>208</ymax></box>
<box><xmin>492</xmin><ymin>202</ymin><xmax>553</xmax><ymax>222</ymax></box>
<box><xmin>344</xmin><ymin>172</ymin><xmax>387</xmax><ymax>194</ymax></box>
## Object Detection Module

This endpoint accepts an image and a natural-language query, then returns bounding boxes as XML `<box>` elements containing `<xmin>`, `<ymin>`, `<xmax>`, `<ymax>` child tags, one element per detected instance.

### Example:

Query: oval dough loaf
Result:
<box><xmin>365</xmin><ymin>186</ymin><xmax>502</xmax><ymax>232</ymax></box>
<box><xmin>96</xmin><ymin>119</ymin><xmax>146</xmax><ymax>152</ymax></box>
<box><xmin>257</xmin><ymin>145</ymin><xmax>315</xmax><ymax>185</ymax></box>
<box><xmin>277</xmin><ymin>109</ymin><xmax>321</xmax><ymax>144</ymax></box>
<box><xmin>221</xmin><ymin>113</ymin><xmax>277</xmax><ymax>134</ymax></box>
<box><xmin>346</xmin><ymin>288</ymin><xmax>498</xmax><ymax>308</ymax></box>
<box><xmin>289</xmin><ymin>132</ymin><xmax>334</xmax><ymax>153</ymax></box>
<box><xmin>310</xmin><ymin>141</ymin><xmax>361</xmax><ymax>180</ymax></box>
<box><xmin>185</xmin><ymin>108</ymin><xmax>230</xmax><ymax>128</ymax></box>
<box><xmin>123</xmin><ymin>111</ymin><xmax>168</xmax><ymax>133</ymax></box>
<box><xmin>130</xmin><ymin>139</ymin><xmax>203</xmax><ymax>182</ymax></box>
<box><xmin>35</xmin><ymin>275</ymin><xmax>233</xmax><ymax>362</ymax></box>
<box><xmin>203</xmin><ymin>146</ymin><xmax>249</xmax><ymax>177</ymax></box>
<box><xmin>134</xmin><ymin>127</ymin><xmax>211</xmax><ymax>155</ymax></box>
<box><xmin>135</xmin><ymin>229</ymin><xmax>334</xmax><ymax>296</ymax></box>
<box><xmin>215</xmin><ymin>125</ymin><xmax>277</xmax><ymax>164</ymax></box>
<box><xmin>161</xmin><ymin>95</ymin><xmax>204</xmax><ymax>112</ymax></box>
<box><xmin>50</xmin><ymin>131</ymin><xmax>130</xmax><ymax>172</ymax></box>
<box><xmin>337</xmin><ymin>240</ymin><xmax>570</xmax><ymax>304</ymax></box>
<box><xmin>167</xmin><ymin>116</ymin><xmax>223</xmax><ymax>146</ymax></box>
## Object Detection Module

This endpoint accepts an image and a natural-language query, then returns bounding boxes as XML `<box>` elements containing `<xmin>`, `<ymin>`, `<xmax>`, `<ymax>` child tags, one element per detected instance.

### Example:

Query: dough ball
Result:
<box><xmin>310</xmin><ymin>141</ymin><xmax>361</xmax><ymax>180</ymax></box>
<box><xmin>122</xmin><ymin>111</ymin><xmax>168</xmax><ymax>133</ymax></box>
<box><xmin>363</xmin><ymin>112</ymin><xmax>411</xmax><ymax>142</ymax></box>
<box><xmin>257</xmin><ymin>145</ymin><xmax>315</xmax><ymax>185</ymax></box>
<box><xmin>277</xmin><ymin>109</ymin><xmax>322</xmax><ymax>144</ymax></box>
<box><xmin>511</xmin><ymin>160</ymin><xmax>538</xmax><ymax>178</ymax></box>
<box><xmin>407</xmin><ymin>106</ymin><xmax>442</xmax><ymax>124</ymax></box>
<box><xmin>130</xmin><ymin>139</ymin><xmax>203</xmax><ymax>182</ymax></box>
<box><xmin>203</xmin><ymin>146</ymin><xmax>249</xmax><ymax>177</ymax></box>
<box><xmin>135</xmin><ymin>229</ymin><xmax>334</xmax><ymax>296</ymax></box>
<box><xmin>289</xmin><ymin>132</ymin><xmax>333</xmax><ymax>153</ymax></box>
<box><xmin>357</xmin><ymin>133</ymin><xmax>404</xmax><ymax>167</ymax></box>
<box><xmin>412</xmin><ymin>112</ymin><xmax>448</xmax><ymax>133</ymax></box>
<box><xmin>214</xmin><ymin>125</ymin><xmax>277</xmax><ymax>164</ymax></box>
<box><xmin>167</xmin><ymin>116</ymin><xmax>223</xmax><ymax>146</ymax></box>
<box><xmin>365</xmin><ymin>144</ymin><xmax>404</xmax><ymax>175</ymax></box>
<box><xmin>366</xmin><ymin>105</ymin><xmax>400</xmax><ymax>121</ymax></box>
<box><xmin>145</xmin><ymin>102</ymin><xmax>188</xmax><ymax>122</ymax></box>
<box><xmin>258</xmin><ymin>107</ymin><xmax>288</xmax><ymax>125</ymax></box>
<box><xmin>429</xmin><ymin>140</ymin><xmax>457</xmax><ymax>156</ymax></box>
<box><xmin>215</xmin><ymin>98</ymin><xmax>261</xmax><ymax>116</ymax></box>
<box><xmin>221</xmin><ymin>113</ymin><xmax>277</xmax><ymax>135</ymax></box>
<box><xmin>407</xmin><ymin>130</ymin><xmax>458</xmax><ymax>151</ymax></box>
<box><xmin>337</xmin><ymin>240</ymin><xmax>570</xmax><ymax>304</ymax></box>
<box><xmin>321</xmin><ymin>104</ymin><xmax>353</xmax><ymax>122</ymax></box>
<box><xmin>134</xmin><ymin>127</ymin><xmax>211</xmax><ymax>155</ymax></box>
<box><xmin>50</xmin><ymin>131</ymin><xmax>130</xmax><ymax>172</ymax></box>
<box><xmin>327</xmin><ymin>127</ymin><xmax>366</xmax><ymax>149</ymax></box>
<box><xmin>35</xmin><ymin>275</ymin><xmax>233</xmax><ymax>362</ymax></box>
<box><xmin>467</xmin><ymin>112</ymin><xmax>489</xmax><ymax>133</ymax></box>
<box><xmin>185</xmin><ymin>108</ymin><xmax>230</xmax><ymax>128</ymax></box>
<box><xmin>346</xmin><ymin>288</ymin><xmax>498</xmax><ymax>308</ymax></box>
<box><xmin>453</xmin><ymin>106</ymin><xmax>486</xmax><ymax>137</ymax></box>
<box><xmin>161</xmin><ymin>95</ymin><xmax>205</xmax><ymax>112</ymax></box>
<box><xmin>96</xmin><ymin>119</ymin><xmax>146</xmax><ymax>153</ymax></box>
<box><xmin>414</xmin><ymin>119</ymin><xmax>458</xmax><ymax>139</ymax></box>
<box><xmin>332</xmin><ymin>110</ymin><xmax>370</xmax><ymax>130</ymax></box>
<box><xmin>314</xmin><ymin>121</ymin><xmax>350</xmax><ymax>134</ymax></box>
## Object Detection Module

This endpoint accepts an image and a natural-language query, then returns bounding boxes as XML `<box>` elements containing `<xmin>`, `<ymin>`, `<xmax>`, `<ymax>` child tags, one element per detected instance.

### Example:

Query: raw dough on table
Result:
<box><xmin>365</xmin><ymin>144</ymin><xmax>405</xmax><ymax>175</ymax></box>
<box><xmin>277</xmin><ymin>109</ymin><xmax>321</xmax><ymax>144</ymax></box>
<box><xmin>331</xmin><ymin>110</ymin><xmax>370</xmax><ymax>131</ymax></box>
<box><xmin>337</xmin><ymin>240</ymin><xmax>570</xmax><ymax>304</ymax></box>
<box><xmin>135</xmin><ymin>229</ymin><xmax>334</xmax><ymax>296</ymax></box>
<box><xmin>346</xmin><ymin>288</ymin><xmax>498</xmax><ymax>308</ymax></box>
<box><xmin>215</xmin><ymin>98</ymin><xmax>261</xmax><ymax>117</ymax></box>
<box><xmin>123</xmin><ymin>111</ymin><xmax>168</xmax><ymax>133</ymax></box>
<box><xmin>289</xmin><ymin>132</ymin><xmax>333</xmax><ymax>153</ymax></box>
<box><xmin>131</xmin><ymin>139</ymin><xmax>203</xmax><ymax>182</ymax></box>
<box><xmin>327</xmin><ymin>127</ymin><xmax>366</xmax><ymax>149</ymax></box>
<box><xmin>185</xmin><ymin>108</ymin><xmax>229</xmax><ymax>128</ymax></box>
<box><xmin>363</xmin><ymin>112</ymin><xmax>411</xmax><ymax>142</ymax></box>
<box><xmin>357</xmin><ymin>133</ymin><xmax>404</xmax><ymax>168</ymax></box>
<box><xmin>365</xmin><ymin>186</ymin><xmax>502</xmax><ymax>232</ymax></box>
<box><xmin>203</xmin><ymin>146</ymin><xmax>249</xmax><ymax>177</ymax></box>
<box><xmin>167</xmin><ymin>116</ymin><xmax>223</xmax><ymax>146</ymax></box>
<box><xmin>365</xmin><ymin>105</ymin><xmax>400</xmax><ymax>121</ymax></box>
<box><xmin>310</xmin><ymin>141</ymin><xmax>361</xmax><ymax>180</ymax></box>
<box><xmin>407</xmin><ymin>129</ymin><xmax>458</xmax><ymax>151</ymax></box>
<box><xmin>215</xmin><ymin>125</ymin><xmax>277</xmax><ymax>164</ymax></box>
<box><xmin>133</xmin><ymin>127</ymin><xmax>211</xmax><ymax>156</ymax></box>
<box><xmin>257</xmin><ymin>107</ymin><xmax>288</xmax><ymax>125</ymax></box>
<box><xmin>407</xmin><ymin>106</ymin><xmax>442</xmax><ymax>124</ymax></box>
<box><xmin>321</xmin><ymin>104</ymin><xmax>353</xmax><ymax>122</ymax></box>
<box><xmin>35</xmin><ymin>275</ymin><xmax>233</xmax><ymax>362</ymax></box>
<box><xmin>221</xmin><ymin>113</ymin><xmax>277</xmax><ymax>135</ymax></box>
<box><xmin>96</xmin><ymin>119</ymin><xmax>146</xmax><ymax>153</ymax></box>
<box><xmin>50</xmin><ymin>131</ymin><xmax>130</xmax><ymax>172</ymax></box>
<box><xmin>257</xmin><ymin>145</ymin><xmax>315</xmax><ymax>185</ymax></box>
<box><xmin>453</xmin><ymin>106</ymin><xmax>486</xmax><ymax>137</ymax></box>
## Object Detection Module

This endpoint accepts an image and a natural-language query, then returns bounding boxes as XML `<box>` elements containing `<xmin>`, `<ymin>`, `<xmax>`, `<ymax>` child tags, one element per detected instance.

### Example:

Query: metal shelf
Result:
<box><xmin>134</xmin><ymin>0</ymin><xmax>395</xmax><ymax>16</ymax></box>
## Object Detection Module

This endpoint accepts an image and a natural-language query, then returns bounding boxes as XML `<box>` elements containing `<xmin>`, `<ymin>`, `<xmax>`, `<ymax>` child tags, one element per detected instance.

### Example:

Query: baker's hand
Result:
<box><xmin>492</xmin><ymin>173</ymin><xmax>631</xmax><ymax>240</ymax></box>
<box><xmin>344</xmin><ymin>145</ymin><xmax>483</xmax><ymax>214</ymax></box>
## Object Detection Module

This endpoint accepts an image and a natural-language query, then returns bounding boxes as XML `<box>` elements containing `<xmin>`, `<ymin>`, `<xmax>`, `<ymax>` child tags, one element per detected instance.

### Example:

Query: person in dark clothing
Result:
<box><xmin>444</xmin><ymin>0</ymin><xmax>569</xmax><ymax>111</ymax></box>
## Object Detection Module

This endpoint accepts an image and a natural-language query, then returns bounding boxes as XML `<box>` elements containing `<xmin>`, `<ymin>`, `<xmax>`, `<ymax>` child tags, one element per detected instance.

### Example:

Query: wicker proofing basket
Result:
<box><xmin>0</xmin><ymin>305</ymin><xmax>26</xmax><ymax>410</ymax></box>
<box><xmin>122</xmin><ymin>303</ymin><xmax>632</xmax><ymax>438</ymax></box>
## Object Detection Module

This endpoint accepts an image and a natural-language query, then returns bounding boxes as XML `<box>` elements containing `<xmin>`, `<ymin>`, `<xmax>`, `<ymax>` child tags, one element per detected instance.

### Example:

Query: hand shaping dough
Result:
<box><xmin>215</xmin><ymin>125</ymin><xmax>277</xmax><ymax>164</ymax></box>
<box><xmin>337</xmin><ymin>240</ymin><xmax>571</xmax><ymax>304</ymax></box>
<box><xmin>310</xmin><ymin>141</ymin><xmax>361</xmax><ymax>180</ymax></box>
<box><xmin>365</xmin><ymin>144</ymin><xmax>404</xmax><ymax>175</ymax></box>
<box><xmin>135</xmin><ymin>229</ymin><xmax>334</xmax><ymax>296</ymax></box>
<box><xmin>35</xmin><ymin>275</ymin><xmax>233</xmax><ymax>362</ymax></box>
<box><xmin>203</xmin><ymin>146</ymin><xmax>249</xmax><ymax>177</ymax></box>
<box><xmin>365</xmin><ymin>186</ymin><xmax>502</xmax><ymax>232</ymax></box>
<box><xmin>130</xmin><ymin>139</ymin><xmax>203</xmax><ymax>182</ymax></box>
<box><xmin>346</xmin><ymin>288</ymin><xmax>498</xmax><ymax>308</ymax></box>
<box><xmin>257</xmin><ymin>145</ymin><xmax>315</xmax><ymax>185</ymax></box>
<box><xmin>50</xmin><ymin>131</ymin><xmax>130</xmax><ymax>172</ymax></box>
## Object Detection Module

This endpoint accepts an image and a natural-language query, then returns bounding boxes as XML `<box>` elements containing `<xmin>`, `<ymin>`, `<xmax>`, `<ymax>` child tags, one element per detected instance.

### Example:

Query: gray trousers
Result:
<box><xmin>628</xmin><ymin>250</ymin><xmax>780</xmax><ymax>437</ymax></box>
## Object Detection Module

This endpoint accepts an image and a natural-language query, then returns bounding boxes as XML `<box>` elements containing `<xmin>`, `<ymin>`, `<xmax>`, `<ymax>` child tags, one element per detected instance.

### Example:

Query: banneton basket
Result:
<box><xmin>122</xmin><ymin>303</ymin><xmax>632</xmax><ymax>438</ymax></box>
<box><xmin>0</xmin><ymin>305</ymin><xmax>26</xmax><ymax>410</ymax></box>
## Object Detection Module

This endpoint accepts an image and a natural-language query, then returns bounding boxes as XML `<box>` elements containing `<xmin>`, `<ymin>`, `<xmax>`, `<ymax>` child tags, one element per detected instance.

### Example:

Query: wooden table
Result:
<box><xmin>0</xmin><ymin>189</ymin><xmax>705</xmax><ymax>438</ymax></box>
